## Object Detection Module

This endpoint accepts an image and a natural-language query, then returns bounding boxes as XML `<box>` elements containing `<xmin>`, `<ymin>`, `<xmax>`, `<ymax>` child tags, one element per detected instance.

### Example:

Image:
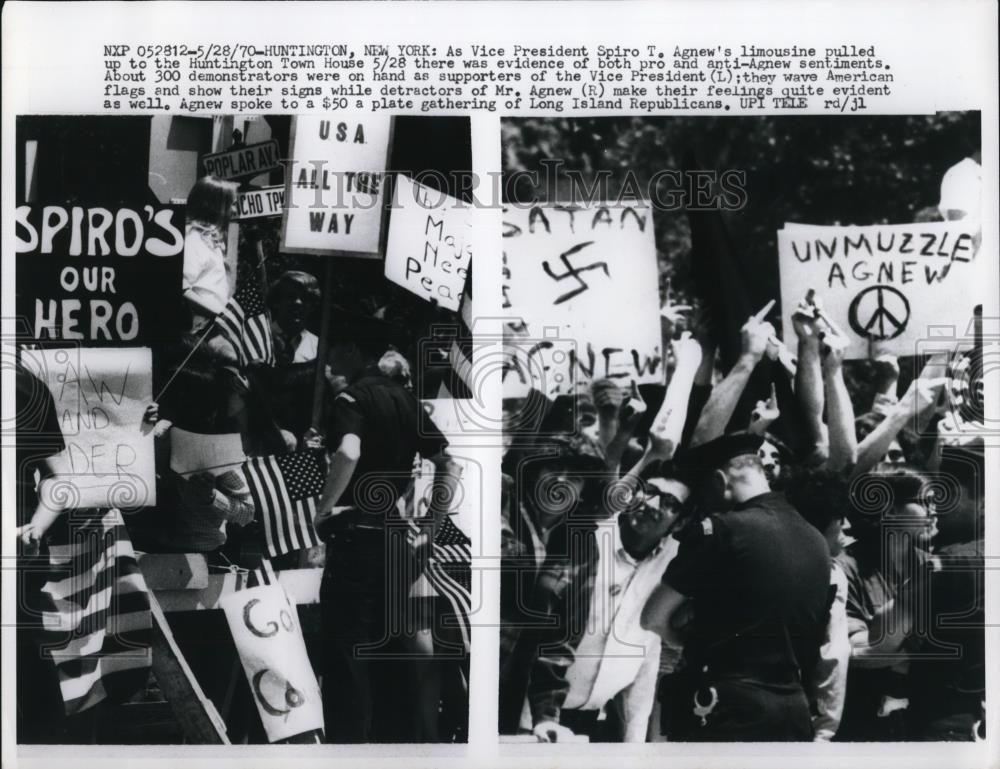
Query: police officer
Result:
<box><xmin>641</xmin><ymin>431</ymin><xmax>831</xmax><ymax>741</ymax></box>
<box><xmin>314</xmin><ymin>307</ymin><xmax>459</xmax><ymax>743</ymax></box>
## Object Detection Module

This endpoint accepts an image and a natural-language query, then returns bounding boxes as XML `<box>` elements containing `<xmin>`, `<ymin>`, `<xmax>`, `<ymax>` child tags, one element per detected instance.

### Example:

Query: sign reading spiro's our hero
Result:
<box><xmin>280</xmin><ymin>115</ymin><xmax>392</xmax><ymax>258</ymax></box>
<box><xmin>15</xmin><ymin>204</ymin><xmax>185</xmax><ymax>345</ymax></box>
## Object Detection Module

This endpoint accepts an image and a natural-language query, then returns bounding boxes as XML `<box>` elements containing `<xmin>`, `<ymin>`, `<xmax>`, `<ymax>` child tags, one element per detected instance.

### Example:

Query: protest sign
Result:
<box><xmin>234</xmin><ymin>185</ymin><xmax>285</xmax><ymax>221</ymax></box>
<box><xmin>281</xmin><ymin>115</ymin><xmax>392</xmax><ymax>258</ymax></box>
<box><xmin>220</xmin><ymin>584</ymin><xmax>324</xmax><ymax>742</ymax></box>
<box><xmin>501</xmin><ymin>203</ymin><xmax>662</xmax><ymax>397</ymax></box>
<box><xmin>20</xmin><ymin>346</ymin><xmax>156</xmax><ymax>508</ymax></box>
<box><xmin>201</xmin><ymin>139</ymin><xmax>281</xmax><ymax>181</ymax></box>
<box><xmin>169</xmin><ymin>428</ymin><xmax>247</xmax><ymax>477</ymax></box>
<box><xmin>777</xmin><ymin>220</ymin><xmax>983</xmax><ymax>358</ymax></box>
<box><xmin>385</xmin><ymin>175</ymin><xmax>472</xmax><ymax>311</ymax></box>
<box><xmin>14</xmin><ymin>204</ymin><xmax>185</xmax><ymax>345</ymax></box>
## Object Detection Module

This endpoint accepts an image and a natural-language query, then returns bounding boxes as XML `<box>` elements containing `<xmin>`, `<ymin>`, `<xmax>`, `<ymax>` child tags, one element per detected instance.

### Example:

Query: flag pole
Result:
<box><xmin>310</xmin><ymin>260</ymin><xmax>335</xmax><ymax>432</ymax></box>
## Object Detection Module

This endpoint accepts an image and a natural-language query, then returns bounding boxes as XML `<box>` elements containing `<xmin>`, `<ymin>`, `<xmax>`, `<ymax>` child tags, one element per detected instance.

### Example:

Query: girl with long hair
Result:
<box><xmin>183</xmin><ymin>174</ymin><xmax>238</xmax><ymax>332</ymax></box>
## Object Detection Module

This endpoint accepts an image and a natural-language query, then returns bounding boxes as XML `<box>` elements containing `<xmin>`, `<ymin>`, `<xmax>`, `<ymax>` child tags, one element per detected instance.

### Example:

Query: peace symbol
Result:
<box><xmin>847</xmin><ymin>285</ymin><xmax>911</xmax><ymax>341</ymax></box>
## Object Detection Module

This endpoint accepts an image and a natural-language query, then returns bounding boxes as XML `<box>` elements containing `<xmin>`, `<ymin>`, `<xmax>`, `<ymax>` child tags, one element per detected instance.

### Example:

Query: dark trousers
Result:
<box><xmin>665</xmin><ymin>675</ymin><xmax>814</xmax><ymax>742</ymax></box>
<box><xmin>321</xmin><ymin>529</ymin><xmax>410</xmax><ymax>743</ymax></box>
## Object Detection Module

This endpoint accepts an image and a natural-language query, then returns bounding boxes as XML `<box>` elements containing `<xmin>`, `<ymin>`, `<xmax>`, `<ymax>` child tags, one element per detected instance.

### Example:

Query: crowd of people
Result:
<box><xmin>16</xmin><ymin>175</ymin><xmax>469</xmax><ymax>744</ymax></box>
<box><xmin>500</xmin><ymin>292</ymin><xmax>985</xmax><ymax>742</ymax></box>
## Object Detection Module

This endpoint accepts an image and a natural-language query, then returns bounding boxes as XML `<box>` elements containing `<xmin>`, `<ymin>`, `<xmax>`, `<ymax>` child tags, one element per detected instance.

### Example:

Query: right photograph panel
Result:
<box><xmin>499</xmin><ymin>114</ymin><xmax>986</xmax><ymax>744</ymax></box>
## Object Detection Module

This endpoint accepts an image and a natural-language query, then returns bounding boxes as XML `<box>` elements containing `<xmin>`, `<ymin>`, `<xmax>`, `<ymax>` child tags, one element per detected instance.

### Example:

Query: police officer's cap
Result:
<box><xmin>673</xmin><ymin>431</ymin><xmax>764</xmax><ymax>475</ymax></box>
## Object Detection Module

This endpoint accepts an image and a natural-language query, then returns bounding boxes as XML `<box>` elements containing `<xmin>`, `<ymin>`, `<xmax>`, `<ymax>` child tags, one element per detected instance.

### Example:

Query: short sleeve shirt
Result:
<box><xmin>327</xmin><ymin>373</ymin><xmax>448</xmax><ymax>514</ymax></box>
<box><xmin>663</xmin><ymin>492</ymin><xmax>831</xmax><ymax>668</ymax></box>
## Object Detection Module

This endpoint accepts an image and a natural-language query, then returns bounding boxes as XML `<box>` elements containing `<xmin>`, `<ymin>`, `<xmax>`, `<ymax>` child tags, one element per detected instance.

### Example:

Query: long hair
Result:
<box><xmin>186</xmin><ymin>175</ymin><xmax>238</xmax><ymax>247</ymax></box>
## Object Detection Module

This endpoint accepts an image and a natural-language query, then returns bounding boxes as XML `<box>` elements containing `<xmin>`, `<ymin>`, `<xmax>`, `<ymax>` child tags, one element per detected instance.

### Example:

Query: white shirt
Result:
<box><xmin>811</xmin><ymin>560</ymin><xmax>850</xmax><ymax>741</ymax></box>
<box><xmin>291</xmin><ymin>329</ymin><xmax>318</xmax><ymax>363</ymax></box>
<box><xmin>563</xmin><ymin>517</ymin><xmax>679</xmax><ymax>742</ymax></box>
<box><xmin>183</xmin><ymin>226</ymin><xmax>230</xmax><ymax>324</ymax></box>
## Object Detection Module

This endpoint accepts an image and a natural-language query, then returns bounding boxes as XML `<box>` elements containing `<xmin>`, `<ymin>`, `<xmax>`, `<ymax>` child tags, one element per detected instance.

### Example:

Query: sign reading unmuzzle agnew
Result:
<box><xmin>778</xmin><ymin>221</ymin><xmax>982</xmax><ymax>358</ymax></box>
<box><xmin>502</xmin><ymin>203</ymin><xmax>663</xmax><ymax>397</ymax></box>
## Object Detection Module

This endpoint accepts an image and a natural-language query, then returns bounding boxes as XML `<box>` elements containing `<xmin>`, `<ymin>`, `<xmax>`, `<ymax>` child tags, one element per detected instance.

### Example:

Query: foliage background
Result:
<box><xmin>501</xmin><ymin>113</ymin><xmax>982</xmax><ymax>412</ymax></box>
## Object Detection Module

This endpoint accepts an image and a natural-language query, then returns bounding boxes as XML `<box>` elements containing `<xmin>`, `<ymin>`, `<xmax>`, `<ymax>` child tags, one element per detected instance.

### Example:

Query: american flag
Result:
<box><xmin>243</xmin><ymin>449</ymin><xmax>325</xmax><ymax>558</ymax></box>
<box><xmin>38</xmin><ymin>509</ymin><xmax>152</xmax><ymax>715</ymax></box>
<box><xmin>215</xmin><ymin>265</ymin><xmax>275</xmax><ymax>367</ymax></box>
<box><xmin>407</xmin><ymin>514</ymin><xmax>472</xmax><ymax>653</ymax></box>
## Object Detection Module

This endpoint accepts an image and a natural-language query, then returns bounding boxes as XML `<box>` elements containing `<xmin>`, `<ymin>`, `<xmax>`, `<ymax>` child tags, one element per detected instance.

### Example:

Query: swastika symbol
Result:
<box><xmin>541</xmin><ymin>241</ymin><xmax>609</xmax><ymax>305</ymax></box>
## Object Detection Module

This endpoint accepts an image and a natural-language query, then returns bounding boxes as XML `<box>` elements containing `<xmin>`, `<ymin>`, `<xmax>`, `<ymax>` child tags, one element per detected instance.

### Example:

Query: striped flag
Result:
<box><xmin>243</xmin><ymin>449</ymin><xmax>325</xmax><ymax>558</ymax></box>
<box><xmin>39</xmin><ymin>509</ymin><xmax>152</xmax><ymax>716</ymax></box>
<box><xmin>407</xmin><ymin>514</ymin><xmax>472</xmax><ymax>652</ymax></box>
<box><xmin>215</xmin><ymin>264</ymin><xmax>275</xmax><ymax>367</ymax></box>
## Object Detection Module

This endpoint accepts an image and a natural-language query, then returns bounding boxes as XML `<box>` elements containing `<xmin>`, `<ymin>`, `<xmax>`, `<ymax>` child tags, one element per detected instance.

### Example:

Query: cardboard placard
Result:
<box><xmin>502</xmin><ymin>203</ymin><xmax>662</xmax><ymax>397</ymax></box>
<box><xmin>20</xmin><ymin>346</ymin><xmax>156</xmax><ymax>508</ymax></box>
<box><xmin>778</xmin><ymin>221</ymin><xmax>983</xmax><ymax>358</ymax></box>
<box><xmin>201</xmin><ymin>140</ymin><xmax>281</xmax><ymax>181</ymax></box>
<box><xmin>280</xmin><ymin>115</ymin><xmax>392</xmax><ymax>258</ymax></box>
<box><xmin>220</xmin><ymin>584</ymin><xmax>324</xmax><ymax>742</ymax></box>
<box><xmin>169</xmin><ymin>428</ymin><xmax>246</xmax><ymax>477</ymax></box>
<box><xmin>385</xmin><ymin>175</ymin><xmax>472</xmax><ymax>311</ymax></box>
<box><xmin>14</xmin><ymin>204</ymin><xmax>185</xmax><ymax>345</ymax></box>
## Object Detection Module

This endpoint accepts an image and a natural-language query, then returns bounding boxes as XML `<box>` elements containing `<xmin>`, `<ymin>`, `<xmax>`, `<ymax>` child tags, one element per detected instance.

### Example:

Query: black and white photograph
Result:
<box><xmin>499</xmin><ymin>113</ymin><xmax>986</xmax><ymax>743</ymax></box>
<box><xmin>13</xmin><ymin>113</ymin><xmax>477</xmax><ymax>744</ymax></box>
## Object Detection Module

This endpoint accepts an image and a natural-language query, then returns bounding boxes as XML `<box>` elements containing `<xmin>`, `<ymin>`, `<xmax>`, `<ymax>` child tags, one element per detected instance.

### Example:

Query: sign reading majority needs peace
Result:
<box><xmin>14</xmin><ymin>204</ymin><xmax>185</xmax><ymax>344</ymax></box>
<box><xmin>281</xmin><ymin>115</ymin><xmax>392</xmax><ymax>258</ymax></box>
<box><xmin>220</xmin><ymin>584</ymin><xmax>324</xmax><ymax>742</ymax></box>
<box><xmin>778</xmin><ymin>220</ymin><xmax>982</xmax><ymax>358</ymax></box>
<box><xmin>202</xmin><ymin>139</ymin><xmax>281</xmax><ymax>180</ymax></box>
<box><xmin>385</xmin><ymin>175</ymin><xmax>472</xmax><ymax>311</ymax></box>
<box><xmin>234</xmin><ymin>186</ymin><xmax>285</xmax><ymax>221</ymax></box>
<box><xmin>502</xmin><ymin>203</ymin><xmax>662</xmax><ymax>396</ymax></box>
<box><xmin>20</xmin><ymin>346</ymin><xmax>156</xmax><ymax>509</ymax></box>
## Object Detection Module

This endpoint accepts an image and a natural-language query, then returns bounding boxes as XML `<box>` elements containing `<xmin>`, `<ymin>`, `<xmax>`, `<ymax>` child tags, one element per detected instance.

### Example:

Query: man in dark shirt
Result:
<box><xmin>642</xmin><ymin>432</ymin><xmax>831</xmax><ymax>741</ymax></box>
<box><xmin>314</xmin><ymin>308</ymin><xmax>458</xmax><ymax>743</ymax></box>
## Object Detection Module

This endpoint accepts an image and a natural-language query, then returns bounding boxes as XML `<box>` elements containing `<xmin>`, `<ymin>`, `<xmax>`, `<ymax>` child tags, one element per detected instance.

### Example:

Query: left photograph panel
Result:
<box><xmin>12</xmin><ymin>114</ymin><xmax>476</xmax><ymax>744</ymax></box>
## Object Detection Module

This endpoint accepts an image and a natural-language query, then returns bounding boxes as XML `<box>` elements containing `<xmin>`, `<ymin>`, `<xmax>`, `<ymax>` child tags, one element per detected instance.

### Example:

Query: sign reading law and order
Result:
<box><xmin>502</xmin><ymin>202</ymin><xmax>662</xmax><ymax>397</ymax></box>
<box><xmin>15</xmin><ymin>204</ymin><xmax>185</xmax><ymax>344</ymax></box>
<box><xmin>778</xmin><ymin>220</ymin><xmax>982</xmax><ymax>358</ymax></box>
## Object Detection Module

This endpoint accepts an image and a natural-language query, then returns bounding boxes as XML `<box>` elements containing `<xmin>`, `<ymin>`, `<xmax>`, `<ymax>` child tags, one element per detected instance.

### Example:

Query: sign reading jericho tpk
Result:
<box><xmin>778</xmin><ymin>221</ymin><xmax>982</xmax><ymax>358</ymax></box>
<box><xmin>502</xmin><ymin>203</ymin><xmax>662</xmax><ymax>397</ymax></box>
<box><xmin>235</xmin><ymin>186</ymin><xmax>285</xmax><ymax>221</ymax></box>
<box><xmin>280</xmin><ymin>115</ymin><xmax>392</xmax><ymax>258</ymax></box>
<box><xmin>202</xmin><ymin>139</ymin><xmax>281</xmax><ymax>180</ymax></box>
<box><xmin>385</xmin><ymin>175</ymin><xmax>472</xmax><ymax>311</ymax></box>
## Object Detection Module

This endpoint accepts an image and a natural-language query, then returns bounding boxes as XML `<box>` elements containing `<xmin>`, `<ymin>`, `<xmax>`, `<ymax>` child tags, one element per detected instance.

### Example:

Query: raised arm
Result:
<box><xmin>821</xmin><ymin>328</ymin><xmax>857</xmax><ymax>471</ymax></box>
<box><xmin>792</xmin><ymin>297</ymin><xmax>828</xmax><ymax>459</ymax></box>
<box><xmin>853</xmin><ymin>375</ymin><xmax>945</xmax><ymax>477</ymax></box>
<box><xmin>690</xmin><ymin>311</ymin><xmax>773</xmax><ymax>446</ymax></box>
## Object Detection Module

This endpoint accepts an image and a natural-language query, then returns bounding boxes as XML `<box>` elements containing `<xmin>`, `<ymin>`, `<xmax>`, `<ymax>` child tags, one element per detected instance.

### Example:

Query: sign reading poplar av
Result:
<box><xmin>201</xmin><ymin>140</ymin><xmax>281</xmax><ymax>181</ymax></box>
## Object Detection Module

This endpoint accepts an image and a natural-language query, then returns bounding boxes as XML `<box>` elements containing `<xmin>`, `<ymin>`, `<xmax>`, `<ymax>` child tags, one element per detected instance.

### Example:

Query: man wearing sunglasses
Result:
<box><xmin>552</xmin><ymin>476</ymin><xmax>691</xmax><ymax>742</ymax></box>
